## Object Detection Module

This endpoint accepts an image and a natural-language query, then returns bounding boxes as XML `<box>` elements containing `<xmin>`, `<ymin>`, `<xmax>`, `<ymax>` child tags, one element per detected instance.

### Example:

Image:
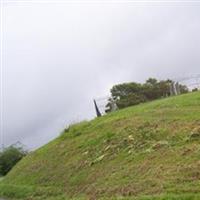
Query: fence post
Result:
<box><xmin>175</xmin><ymin>82</ymin><xmax>180</xmax><ymax>95</ymax></box>
<box><xmin>94</xmin><ymin>99</ymin><xmax>102</xmax><ymax>117</ymax></box>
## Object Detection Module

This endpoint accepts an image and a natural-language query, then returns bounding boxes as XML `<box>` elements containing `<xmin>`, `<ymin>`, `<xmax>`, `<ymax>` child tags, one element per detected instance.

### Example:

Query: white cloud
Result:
<box><xmin>2</xmin><ymin>2</ymin><xmax>200</xmax><ymax>149</ymax></box>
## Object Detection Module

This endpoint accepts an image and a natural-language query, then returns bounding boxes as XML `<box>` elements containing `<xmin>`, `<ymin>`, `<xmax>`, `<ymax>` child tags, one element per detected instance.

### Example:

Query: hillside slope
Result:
<box><xmin>0</xmin><ymin>92</ymin><xmax>200</xmax><ymax>200</ymax></box>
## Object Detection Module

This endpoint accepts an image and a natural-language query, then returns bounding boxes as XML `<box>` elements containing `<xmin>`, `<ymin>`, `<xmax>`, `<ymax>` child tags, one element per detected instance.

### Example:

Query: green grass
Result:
<box><xmin>0</xmin><ymin>92</ymin><xmax>200</xmax><ymax>200</ymax></box>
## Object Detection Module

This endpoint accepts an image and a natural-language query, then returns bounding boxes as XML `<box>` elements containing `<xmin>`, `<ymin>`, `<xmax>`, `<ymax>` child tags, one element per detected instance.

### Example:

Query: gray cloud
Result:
<box><xmin>1</xmin><ymin>2</ymin><xmax>200</xmax><ymax>149</ymax></box>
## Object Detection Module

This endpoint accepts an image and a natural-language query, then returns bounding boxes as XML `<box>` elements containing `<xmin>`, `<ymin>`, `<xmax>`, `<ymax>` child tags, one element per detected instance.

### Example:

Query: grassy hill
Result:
<box><xmin>0</xmin><ymin>92</ymin><xmax>200</xmax><ymax>200</ymax></box>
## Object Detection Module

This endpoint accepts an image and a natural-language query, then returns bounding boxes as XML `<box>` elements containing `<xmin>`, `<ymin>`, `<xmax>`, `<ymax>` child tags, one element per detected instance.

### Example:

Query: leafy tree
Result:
<box><xmin>115</xmin><ymin>93</ymin><xmax>146</xmax><ymax>109</ymax></box>
<box><xmin>0</xmin><ymin>144</ymin><xmax>27</xmax><ymax>176</ymax></box>
<box><xmin>142</xmin><ymin>79</ymin><xmax>172</xmax><ymax>100</ymax></box>
<box><xmin>192</xmin><ymin>88</ymin><xmax>199</xmax><ymax>92</ymax></box>
<box><xmin>110</xmin><ymin>82</ymin><xmax>142</xmax><ymax>100</ymax></box>
<box><xmin>106</xmin><ymin>78</ymin><xmax>188</xmax><ymax>111</ymax></box>
<box><xmin>179</xmin><ymin>84</ymin><xmax>189</xmax><ymax>93</ymax></box>
<box><xmin>109</xmin><ymin>82</ymin><xmax>146</xmax><ymax>109</ymax></box>
<box><xmin>146</xmin><ymin>78</ymin><xmax>158</xmax><ymax>86</ymax></box>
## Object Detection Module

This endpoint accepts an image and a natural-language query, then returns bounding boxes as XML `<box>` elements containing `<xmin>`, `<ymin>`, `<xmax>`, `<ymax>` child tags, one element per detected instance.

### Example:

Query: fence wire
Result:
<box><xmin>173</xmin><ymin>74</ymin><xmax>200</xmax><ymax>90</ymax></box>
<box><xmin>94</xmin><ymin>74</ymin><xmax>200</xmax><ymax>116</ymax></box>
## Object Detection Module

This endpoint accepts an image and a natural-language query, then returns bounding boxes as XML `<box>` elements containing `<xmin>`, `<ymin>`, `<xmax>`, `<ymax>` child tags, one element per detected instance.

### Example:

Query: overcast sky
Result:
<box><xmin>1</xmin><ymin>0</ymin><xmax>200</xmax><ymax>149</ymax></box>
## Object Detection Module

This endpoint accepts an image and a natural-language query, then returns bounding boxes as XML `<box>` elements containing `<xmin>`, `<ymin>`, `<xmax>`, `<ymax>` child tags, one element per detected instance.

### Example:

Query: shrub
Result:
<box><xmin>0</xmin><ymin>144</ymin><xmax>28</xmax><ymax>176</ymax></box>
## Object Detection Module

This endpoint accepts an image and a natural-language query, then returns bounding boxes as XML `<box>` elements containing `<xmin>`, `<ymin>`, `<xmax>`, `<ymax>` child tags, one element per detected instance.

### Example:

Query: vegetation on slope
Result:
<box><xmin>0</xmin><ymin>144</ymin><xmax>27</xmax><ymax>176</ymax></box>
<box><xmin>0</xmin><ymin>92</ymin><xmax>200</xmax><ymax>200</ymax></box>
<box><xmin>106</xmin><ymin>78</ymin><xmax>188</xmax><ymax>111</ymax></box>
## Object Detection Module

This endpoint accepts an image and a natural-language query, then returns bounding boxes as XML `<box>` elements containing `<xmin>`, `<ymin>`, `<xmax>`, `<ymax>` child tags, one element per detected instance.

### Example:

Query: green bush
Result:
<box><xmin>106</xmin><ymin>78</ymin><xmax>189</xmax><ymax>111</ymax></box>
<box><xmin>0</xmin><ymin>144</ymin><xmax>27</xmax><ymax>176</ymax></box>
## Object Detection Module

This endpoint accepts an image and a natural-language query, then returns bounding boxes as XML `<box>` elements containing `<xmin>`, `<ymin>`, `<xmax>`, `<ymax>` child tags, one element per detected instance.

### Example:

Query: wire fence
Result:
<box><xmin>173</xmin><ymin>74</ymin><xmax>200</xmax><ymax>91</ymax></box>
<box><xmin>94</xmin><ymin>74</ymin><xmax>200</xmax><ymax>117</ymax></box>
<box><xmin>93</xmin><ymin>95</ymin><xmax>110</xmax><ymax>116</ymax></box>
